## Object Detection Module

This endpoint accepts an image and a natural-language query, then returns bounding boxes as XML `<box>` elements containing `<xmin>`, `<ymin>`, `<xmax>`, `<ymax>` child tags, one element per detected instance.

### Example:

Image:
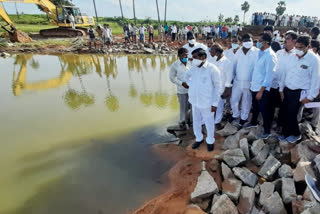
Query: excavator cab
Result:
<box><xmin>56</xmin><ymin>6</ymin><xmax>94</xmax><ymax>26</ymax></box>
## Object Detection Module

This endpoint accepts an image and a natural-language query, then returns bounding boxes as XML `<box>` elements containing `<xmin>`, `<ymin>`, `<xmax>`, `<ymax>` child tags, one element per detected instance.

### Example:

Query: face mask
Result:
<box><xmin>189</xmin><ymin>39</ymin><xmax>195</xmax><ymax>45</ymax></box>
<box><xmin>181</xmin><ymin>57</ymin><xmax>188</xmax><ymax>63</ymax></box>
<box><xmin>243</xmin><ymin>41</ymin><xmax>253</xmax><ymax>49</ymax></box>
<box><xmin>231</xmin><ymin>43</ymin><xmax>239</xmax><ymax>49</ymax></box>
<box><xmin>192</xmin><ymin>59</ymin><xmax>203</xmax><ymax>67</ymax></box>
<box><xmin>295</xmin><ymin>49</ymin><xmax>305</xmax><ymax>57</ymax></box>
<box><xmin>208</xmin><ymin>48</ymin><xmax>211</xmax><ymax>52</ymax></box>
<box><xmin>256</xmin><ymin>42</ymin><xmax>263</xmax><ymax>49</ymax></box>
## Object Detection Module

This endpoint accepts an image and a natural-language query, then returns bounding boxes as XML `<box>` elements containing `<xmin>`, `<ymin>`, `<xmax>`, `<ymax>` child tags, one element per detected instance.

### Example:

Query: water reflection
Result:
<box><xmin>0</xmin><ymin>53</ymin><xmax>180</xmax><ymax>214</ymax></box>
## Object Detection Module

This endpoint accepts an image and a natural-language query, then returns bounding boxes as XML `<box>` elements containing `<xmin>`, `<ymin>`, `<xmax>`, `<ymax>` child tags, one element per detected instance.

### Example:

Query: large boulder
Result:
<box><xmin>259</xmin><ymin>182</ymin><xmax>275</xmax><ymax>206</ymax></box>
<box><xmin>222</xmin><ymin>178</ymin><xmax>242</xmax><ymax>202</ymax></box>
<box><xmin>278</xmin><ymin>164</ymin><xmax>294</xmax><ymax>178</ymax></box>
<box><xmin>293</xmin><ymin>158</ymin><xmax>315</xmax><ymax>183</ymax></box>
<box><xmin>251</xmin><ymin>144</ymin><xmax>270</xmax><ymax>166</ymax></box>
<box><xmin>239</xmin><ymin>138</ymin><xmax>250</xmax><ymax>160</ymax></box>
<box><xmin>216</xmin><ymin>122</ymin><xmax>238</xmax><ymax>137</ymax></box>
<box><xmin>191</xmin><ymin>169</ymin><xmax>219</xmax><ymax>202</ymax></box>
<box><xmin>233</xmin><ymin>167</ymin><xmax>258</xmax><ymax>187</ymax></box>
<box><xmin>262</xmin><ymin>192</ymin><xmax>287</xmax><ymax>214</ymax></box>
<box><xmin>258</xmin><ymin>155</ymin><xmax>281</xmax><ymax>179</ymax></box>
<box><xmin>221</xmin><ymin>162</ymin><xmax>235</xmax><ymax>180</ymax></box>
<box><xmin>222</xmin><ymin>148</ymin><xmax>246</xmax><ymax>168</ymax></box>
<box><xmin>237</xmin><ymin>186</ymin><xmax>255</xmax><ymax>214</ymax></box>
<box><xmin>210</xmin><ymin>194</ymin><xmax>238</xmax><ymax>214</ymax></box>
<box><xmin>291</xmin><ymin>141</ymin><xmax>318</xmax><ymax>165</ymax></box>
<box><xmin>281</xmin><ymin>178</ymin><xmax>297</xmax><ymax>204</ymax></box>
<box><xmin>223</xmin><ymin>133</ymin><xmax>241</xmax><ymax>150</ymax></box>
<box><xmin>250</xmin><ymin>139</ymin><xmax>265</xmax><ymax>156</ymax></box>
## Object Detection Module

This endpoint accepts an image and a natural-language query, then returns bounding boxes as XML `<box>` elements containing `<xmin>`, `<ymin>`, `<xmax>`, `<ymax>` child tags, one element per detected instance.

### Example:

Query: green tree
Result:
<box><xmin>234</xmin><ymin>15</ymin><xmax>240</xmax><ymax>23</ymax></box>
<box><xmin>218</xmin><ymin>14</ymin><xmax>224</xmax><ymax>23</ymax></box>
<box><xmin>225</xmin><ymin>17</ymin><xmax>233</xmax><ymax>23</ymax></box>
<box><xmin>241</xmin><ymin>1</ymin><xmax>250</xmax><ymax>24</ymax></box>
<box><xmin>276</xmin><ymin>1</ymin><xmax>286</xmax><ymax>16</ymax></box>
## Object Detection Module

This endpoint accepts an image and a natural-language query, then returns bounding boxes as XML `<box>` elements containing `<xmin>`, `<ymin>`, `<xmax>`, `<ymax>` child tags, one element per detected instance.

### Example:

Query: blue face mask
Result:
<box><xmin>208</xmin><ymin>48</ymin><xmax>211</xmax><ymax>52</ymax></box>
<box><xmin>181</xmin><ymin>57</ymin><xmax>188</xmax><ymax>63</ymax></box>
<box><xmin>256</xmin><ymin>42</ymin><xmax>263</xmax><ymax>49</ymax></box>
<box><xmin>231</xmin><ymin>43</ymin><xmax>239</xmax><ymax>49</ymax></box>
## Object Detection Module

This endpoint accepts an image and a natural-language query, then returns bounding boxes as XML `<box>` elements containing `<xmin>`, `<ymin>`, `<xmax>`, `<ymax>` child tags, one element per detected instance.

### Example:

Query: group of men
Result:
<box><xmin>170</xmin><ymin>29</ymin><xmax>320</xmax><ymax>153</ymax></box>
<box><xmin>87</xmin><ymin>24</ymin><xmax>113</xmax><ymax>50</ymax></box>
<box><xmin>252</xmin><ymin>12</ymin><xmax>320</xmax><ymax>28</ymax></box>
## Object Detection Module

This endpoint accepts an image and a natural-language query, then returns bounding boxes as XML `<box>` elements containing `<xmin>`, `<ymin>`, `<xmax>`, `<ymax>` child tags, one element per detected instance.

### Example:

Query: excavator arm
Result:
<box><xmin>0</xmin><ymin>3</ymin><xmax>15</xmax><ymax>33</ymax></box>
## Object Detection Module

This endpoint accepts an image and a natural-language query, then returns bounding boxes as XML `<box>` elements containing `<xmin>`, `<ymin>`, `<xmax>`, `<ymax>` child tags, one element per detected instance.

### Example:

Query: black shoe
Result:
<box><xmin>192</xmin><ymin>140</ymin><xmax>203</xmax><ymax>149</ymax></box>
<box><xmin>228</xmin><ymin>117</ymin><xmax>237</xmax><ymax>123</ymax></box>
<box><xmin>240</xmin><ymin>119</ymin><xmax>247</xmax><ymax>126</ymax></box>
<box><xmin>243</xmin><ymin>122</ymin><xmax>258</xmax><ymax>128</ymax></box>
<box><xmin>207</xmin><ymin>144</ymin><xmax>214</xmax><ymax>152</ymax></box>
<box><xmin>215</xmin><ymin>123</ymin><xmax>224</xmax><ymax>131</ymax></box>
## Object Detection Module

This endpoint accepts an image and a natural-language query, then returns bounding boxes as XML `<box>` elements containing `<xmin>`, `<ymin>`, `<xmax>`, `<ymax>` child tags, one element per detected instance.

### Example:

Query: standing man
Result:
<box><xmin>171</xmin><ymin>24</ymin><xmax>177</xmax><ymax>42</ymax></box>
<box><xmin>183</xmin><ymin>32</ymin><xmax>208</xmax><ymax>60</ymax></box>
<box><xmin>69</xmin><ymin>13</ymin><xmax>75</xmax><ymax>29</ymax></box>
<box><xmin>164</xmin><ymin>23</ymin><xmax>169</xmax><ymax>41</ymax></box>
<box><xmin>230</xmin><ymin>34</ymin><xmax>259</xmax><ymax>126</ymax></box>
<box><xmin>169</xmin><ymin>48</ymin><xmax>190</xmax><ymax>130</ymax></box>
<box><xmin>271</xmin><ymin>31</ymin><xmax>297</xmax><ymax>132</ymax></box>
<box><xmin>186</xmin><ymin>48</ymin><xmax>223</xmax><ymax>151</ymax></box>
<box><xmin>148</xmin><ymin>24</ymin><xmax>154</xmax><ymax>43</ymax></box>
<box><xmin>208</xmin><ymin>44</ymin><xmax>233</xmax><ymax>129</ymax></box>
<box><xmin>87</xmin><ymin>25</ymin><xmax>96</xmax><ymax>50</ymax></box>
<box><xmin>225</xmin><ymin>36</ymin><xmax>241</xmax><ymax>63</ymax></box>
<box><xmin>247</xmin><ymin>33</ymin><xmax>277</xmax><ymax>139</ymax></box>
<box><xmin>279</xmin><ymin>35</ymin><xmax>320</xmax><ymax>143</ymax></box>
<box><xmin>139</xmin><ymin>24</ymin><xmax>146</xmax><ymax>43</ymax></box>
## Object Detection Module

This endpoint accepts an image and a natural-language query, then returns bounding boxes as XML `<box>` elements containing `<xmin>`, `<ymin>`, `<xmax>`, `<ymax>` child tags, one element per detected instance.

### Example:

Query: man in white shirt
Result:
<box><xmin>183</xmin><ymin>32</ymin><xmax>208</xmax><ymax>60</ymax></box>
<box><xmin>103</xmin><ymin>24</ymin><xmax>112</xmax><ymax>48</ymax></box>
<box><xmin>247</xmin><ymin>33</ymin><xmax>277</xmax><ymax>139</ymax></box>
<box><xmin>169</xmin><ymin>48</ymin><xmax>190</xmax><ymax>130</ymax></box>
<box><xmin>225</xmin><ymin>36</ymin><xmax>241</xmax><ymax>63</ymax></box>
<box><xmin>310</xmin><ymin>27</ymin><xmax>320</xmax><ymax>42</ymax></box>
<box><xmin>171</xmin><ymin>24</ymin><xmax>177</xmax><ymax>41</ymax></box>
<box><xmin>271</xmin><ymin>31</ymin><xmax>298</xmax><ymax>132</ymax></box>
<box><xmin>208</xmin><ymin>44</ymin><xmax>233</xmax><ymax>129</ymax></box>
<box><xmin>139</xmin><ymin>24</ymin><xmax>146</xmax><ymax>43</ymax></box>
<box><xmin>279</xmin><ymin>35</ymin><xmax>320</xmax><ymax>143</ymax></box>
<box><xmin>186</xmin><ymin>48</ymin><xmax>223</xmax><ymax>151</ymax></box>
<box><xmin>230</xmin><ymin>34</ymin><xmax>259</xmax><ymax>126</ymax></box>
<box><xmin>69</xmin><ymin>13</ymin><xmax>75</xmax><ymax>29</ymax></box>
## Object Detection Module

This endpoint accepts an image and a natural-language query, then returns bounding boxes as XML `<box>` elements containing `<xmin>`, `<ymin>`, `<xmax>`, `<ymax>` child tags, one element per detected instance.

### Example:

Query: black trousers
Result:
<box><xmin>282</xmin><ymin>87</ymin><xmax>302</xmax><ymax>137</ymax></box>
<box><xmin>149</xmin><ymin>33</ymin><xmax>154</xmax><ymax>42</ymax></box>
<box><xmin>172</xmin><ymin>33</ymin><xmax>176</xmax><ymax>41</ymax></box>
<box><xmin>269</xmin><ymin>87</ymin><xmax>285</xmax><ymax>127</ymax></box>
<box><xmin>251</xmin><ymin>91</ymin><xmax>271</xmax><ymax>134</ymax></box>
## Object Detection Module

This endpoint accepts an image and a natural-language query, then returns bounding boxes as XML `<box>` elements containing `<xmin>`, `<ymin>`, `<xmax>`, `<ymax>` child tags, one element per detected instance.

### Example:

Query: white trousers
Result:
<box><xmin>192</xmin><ymin>106</ymin><xmax>215</xmax><ymax>144</ymax></box>
<box><xmin>230</xmin><ymin>86</ymin><xmax>252</xmax><ymax>120</ymax></box>
<box><xmin>215</xmin><ymin>98</ymin><xmax>225</xmax><ymax>124</ymax></box>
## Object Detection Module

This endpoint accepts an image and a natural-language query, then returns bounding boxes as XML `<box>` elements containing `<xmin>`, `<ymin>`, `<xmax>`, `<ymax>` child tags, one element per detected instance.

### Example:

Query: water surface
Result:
<box><xmin>0</xmin><ymin>54</ymin><xmax>179</xmax><ymax>214</ymax></box>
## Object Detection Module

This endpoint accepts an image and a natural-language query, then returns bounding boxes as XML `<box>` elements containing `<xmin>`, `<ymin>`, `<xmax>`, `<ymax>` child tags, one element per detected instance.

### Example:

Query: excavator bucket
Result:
<box><xmin>9</xmin><ymin>30</ymin><xmax>33</xmax><ymax>43</ymax></box>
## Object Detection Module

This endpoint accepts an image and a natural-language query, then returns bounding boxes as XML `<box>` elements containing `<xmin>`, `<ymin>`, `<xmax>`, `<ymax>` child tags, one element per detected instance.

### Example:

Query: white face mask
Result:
<box><xmin>243</xmin><ymin>41</ymin><xmax>253</xmax><ymax>49</ymax></box>
<box><xmin>232</xmin><ymin>43</ymin><xmax>239</xmax><ymax>49</ymax></box>
<box><xmin>295</xmin><ymin>49</ymin><xmax>305</xmax><ymax>57</ymax></box>
<box><xmin>192</xmin><ymin>59</ymin><xmax>203</xmax><ymax>67</ymax></box>
<box><xmin>189</xmin><ymin>39</ymin><xmax>196</xmax><ymax>45</ymax></box>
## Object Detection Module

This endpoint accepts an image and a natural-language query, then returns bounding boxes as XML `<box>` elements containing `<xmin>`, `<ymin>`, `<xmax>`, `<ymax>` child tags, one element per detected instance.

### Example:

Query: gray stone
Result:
<box><xmin>247</xmin><ymin>126</ymin><xmax>264</xmax><ymax>142</ymax></box>
<box><xmin>212</xmin><ymin>194</ymin><xmax>222</xmax><ymax>207</ymax></box>
<box><xmin>210</xmin><ymin>194</ymin><xmax>238</xmax><ymax>214</ymax></box>
<box><xmin>239</xmin><ymin>138</ymin><xmax>250</xmax><ymax>160</ymax></box>
<box><xmin>222</xmin><ymin>148</ymin><xmax>246</xmax><ymax>168</ymax></box>
<box><xmin>191</xmin><ymin>170</ymin><xmax>219</xmax><ymax>202</ymax></box>
<box><xmin>0</xmin><ymin>52</ymin><xmax>10</xmax><ymax>58</ymax></box>
<box><xmin>258</xmin><ymin>155</ymin><xmax>281</xmax><ymax>179</ymax></box>
<box><xmin>294</xmin><ymin>158</ymin><xmax>316</xmax><ymax>183</ymax></box>
<box><xmin>143</xmin><ymin>48</ymin><xmax>155</xmax><ymax>54</ymax></box>
<box><xmin>251</xmin><ymin>139</ymin><xmax>265</xmax><ymax>156</ymax></box>
<box><xmin>221</xmin><ymin>162</ymin><xmax>235</xmax><ymax>180</ymax></box>
<box><xmin>262</xmin><ymin>192</ymin><xmax>287</xmax><ymax>214</ymax></box>
<box><xmin>254</xmin><ymin>183</ymin><xmax>261</xmax><ymax>194</ymax></box>
<box><xmin>250</xmin><ymin>207</ymin><xmax>260</xmax><ymax>214</ymax></box>
<box><xmin>278</xmin><ymin>164</ymin><xmax>293</xmax><ymax>178</ymax></box>
<box><xmin>223</xmin><ymin>132</ymin><xmax>241</xmax><ymax>150</ymax></box>
<box><xmin>238</xmin><ymin>186</ymin><xmax>255</xmax><ymax>214</ymax></box>
<box><xmin>280</xmin><ymin>140</ymin><xmax>295</xmax><ymax>154</ymax></box>
<box><xmin>252</xmin><ymin>144</ymin><xmax>270</xmax><ymax>166</ymax></box>
<box><xmin>216</xmin><ymin>122</ymin><xmax>238</xmax><ymax>137</ymax></box>
<box><xmin>222</xmin><ymin>178</ymin><xmax>242</xmax><ymax>202</ymax></box>
<box><xmin>233</xmin><ymin>167</ymin><xmax>258</xmax><ymax>187</ymax></box>
<box><xmin>282</xmin><ymin>178</ymin><xmax>297</xmax><ymax>204</ymax></box>
<box><xmin>300</xmin><ymin>121</ymin><xmax>316</xmax><ymax>137</ymax></box>
<box><xmin>291</xmin><ymin>141</ymin><xmax>318</xmax><ymax>164</ymax></box>
<box><xmin>300</xmin><ymin>204</ymin><xmax>320</xmax><ymax>214</ymax></box>
<box><xmin>259</xmin><ymin>182</ymin><xmax>275</xmax><ymax>206</ymax></box>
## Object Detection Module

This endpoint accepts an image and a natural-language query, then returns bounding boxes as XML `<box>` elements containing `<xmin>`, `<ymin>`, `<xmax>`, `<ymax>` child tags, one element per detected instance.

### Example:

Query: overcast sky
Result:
<box><xmin>1</xmin><ymin>0</ymin><xmax>319</xmax><ymax>22</ymax></box>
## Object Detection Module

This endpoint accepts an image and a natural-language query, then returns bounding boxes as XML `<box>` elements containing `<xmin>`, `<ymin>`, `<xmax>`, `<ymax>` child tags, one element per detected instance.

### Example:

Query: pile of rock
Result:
<box><xmin>189</xmin><ymin>123</ymin><xmax>320</xmax><ymax>214</ymax></box>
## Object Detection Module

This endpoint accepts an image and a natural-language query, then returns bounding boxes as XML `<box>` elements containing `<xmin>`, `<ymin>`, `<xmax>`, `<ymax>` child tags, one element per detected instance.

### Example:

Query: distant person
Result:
<box><xmin>186</xmin><ymin>48</ymin><xmax>222</xmax><ymax>152</ymax></box>
<box><xmin>171</xmin><ymin>24</ymin><xmax>177</xmax><ymax>42</ymax></box>
<box><xmin>164</xmin><ymin>23</ymin><xmax>169</xmax><ymax>41</ymax></box>
<box><xmin>169</xmin><ymin>48</ymin><xmax>190</xmax><ymax>130</ymax></box>
<box><xmin>148</xmin><ymin>24</ymin><xmax>154</xmax><ymax>43</ymax></box>
<box><xmin>139</xmin><ymin>24</ymin><xmax>146</xmax><ymax>43</ymax></box>
<box><xmin>97</xmin><ymin>24</ymin><xmax>104</xmax><ymax>50</ymax></box>
<box><xmin>103</xmin><ymin>24</ymin><xmax>112</xmax><ymax>48</ymax></box>
<box><xmin>132</xmin><ymin>24</ymin><xmax>138</xmax><ymax>43</ymax></box>
<box><xmin>87</xmin><ymin>25</ymin><xmax>96</xmax><ymax>49</ymax></box>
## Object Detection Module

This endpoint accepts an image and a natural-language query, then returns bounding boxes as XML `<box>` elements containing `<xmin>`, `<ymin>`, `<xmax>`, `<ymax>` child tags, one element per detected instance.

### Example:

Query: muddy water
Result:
<box><xmin>0</xmin><ymin>54</ymin><xmax>179</xmax><ymax>214</ymax></box>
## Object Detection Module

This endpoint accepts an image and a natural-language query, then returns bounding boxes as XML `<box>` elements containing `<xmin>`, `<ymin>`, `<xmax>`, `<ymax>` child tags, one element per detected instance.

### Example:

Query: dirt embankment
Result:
<box><xmin>132</xmin><ymin>131</ymin><xmax>225</xmax><ymax>214</ymax></box>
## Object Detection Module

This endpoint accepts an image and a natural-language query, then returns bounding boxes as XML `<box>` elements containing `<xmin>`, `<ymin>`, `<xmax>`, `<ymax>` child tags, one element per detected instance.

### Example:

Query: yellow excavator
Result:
<box><xmin>0</xmin><ymin>0</ymin><xmax>95</xmax><ymax>42</ymax></box>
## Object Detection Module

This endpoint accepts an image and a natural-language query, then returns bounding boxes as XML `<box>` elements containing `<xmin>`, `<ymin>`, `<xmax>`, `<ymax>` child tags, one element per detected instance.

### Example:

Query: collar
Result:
<box><xmin>285</xmin><ymin>47</ymin><xmax>294</xmax><ymax>53</ymax></box>
<box><xmin>201</xmin><ymin>60</ymin><xmax>209</xmax><ymax>68</ymax></box>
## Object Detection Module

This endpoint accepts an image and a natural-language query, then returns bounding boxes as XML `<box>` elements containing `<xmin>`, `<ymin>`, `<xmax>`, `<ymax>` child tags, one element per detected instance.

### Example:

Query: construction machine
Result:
<box><xmin>0</xmin><ymin>0</ymin><xmax>95</xmax><ymax>42</ymax></box>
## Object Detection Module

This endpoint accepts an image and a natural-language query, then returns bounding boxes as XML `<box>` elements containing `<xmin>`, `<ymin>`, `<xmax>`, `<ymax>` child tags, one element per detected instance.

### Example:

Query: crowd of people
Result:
<box><xmin>169</xmin><ymin>26</ymin><xmax>320</xmax><ymax>200</ymax></box>
<box><xmin>252</xmin><ymin>12</ymin><xmax>320</xmax><ymax>28</ymax></box>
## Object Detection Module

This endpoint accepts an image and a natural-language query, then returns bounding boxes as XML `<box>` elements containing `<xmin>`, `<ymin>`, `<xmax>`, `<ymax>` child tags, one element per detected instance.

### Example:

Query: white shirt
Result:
<box><xmin>103</xmin><ymin>28</ymin><xmax>112</xmax><ymax>38</ymax></box>
<box><xmin>183</xmin><ymin>42</ymin><xmax>208</xmax><ymax>59</ymax></box>
<box><xmin>171</xmin><ymin>26</ymin><xmax>177</xmax><ymax>33</ymax></box>
<box><xmin>169</xmin><ymin>60</ymin><xmax>190</xmax><ymax>94</ymax></box>
<box><xmin>233</xmin><ymin>47</ymin><xmax>259</xmax><ymax>89</ymax></box>
<box><xmin>272</xmin><ymin>48</ymin><xmax>296</xmax><ymax>89</ymax></box>
<box><xmin>225</xmin><ymin>48</ymin><xmax>239</xmax><ymax>63</ymax></box>
<box><xmin>186</xmin><ymin>61</ymin><xmax>223</xmax><ymax>108</ymax></box>
<box><xmin>208</xmin><ymin>55</ymin><xmax>233</xmax><ymax>94</ymax></box>
<box><xmin>139</xmin><ymin>26</ymin><xmax>146</xmax><ymax>34</ymax></box>
<box><xmin>279</xmin><ymin>50</ymin><xmax>320</xmax><ymax>100</ymax></box>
